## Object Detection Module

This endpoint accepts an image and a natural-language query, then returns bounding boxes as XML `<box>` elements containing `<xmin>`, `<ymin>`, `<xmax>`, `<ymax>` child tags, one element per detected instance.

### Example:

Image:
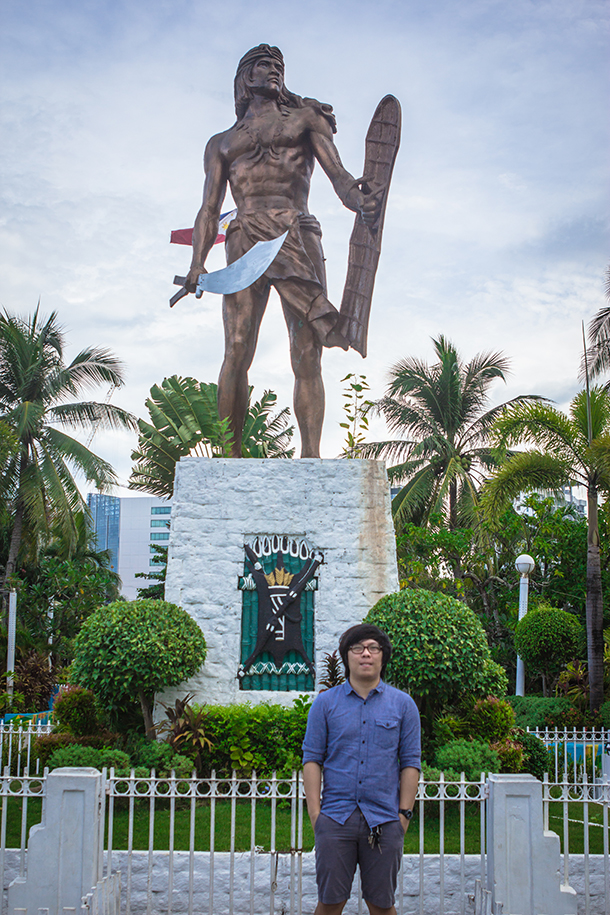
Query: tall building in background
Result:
<box><xmin>118</xmin><ymin>497</ymin><xmax>171</xmax><ymax>599</ymax></box>
<box><xmin>86</xmin><ymin>494</ymin><xmax>172</xmax><ymax>600</ymax></box>
<box><xmin>86</xmin><ymin>493</ymin><xmax>120</xmax><ymax>572</ymax></box>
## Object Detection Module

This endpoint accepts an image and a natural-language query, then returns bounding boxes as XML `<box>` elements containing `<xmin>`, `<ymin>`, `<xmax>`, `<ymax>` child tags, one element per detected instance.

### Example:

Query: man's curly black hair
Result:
<box><xmin>338</xmin><ymin>623</ymin><xmax>392</xmax><ymax>680</ymax></box>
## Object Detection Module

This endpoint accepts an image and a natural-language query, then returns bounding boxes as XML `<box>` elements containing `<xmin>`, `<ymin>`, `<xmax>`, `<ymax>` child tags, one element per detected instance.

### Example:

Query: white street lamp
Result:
<box><xmin>6</xmin><ymin>590</ymin><xmax>17</xmax><ymax>701</ymax></box>
<box><xmin>515</xmin><ymin>554</ymin><xmax>535</xmax><ymax>697</ymax></box>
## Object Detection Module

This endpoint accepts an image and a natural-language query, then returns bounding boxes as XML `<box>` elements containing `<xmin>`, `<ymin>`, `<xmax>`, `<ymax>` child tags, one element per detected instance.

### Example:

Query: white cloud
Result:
<box><xmin>0</xmin><ymin>0</ymin><xmax>608</xmax><ymax>485</ymax></box>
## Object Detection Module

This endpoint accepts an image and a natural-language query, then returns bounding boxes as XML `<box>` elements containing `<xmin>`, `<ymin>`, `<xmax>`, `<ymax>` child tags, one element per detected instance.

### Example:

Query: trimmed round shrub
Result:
<box><xmin>514</xmin><ymin>603</ymin><xmax>582</xmax><ymax>683</ymax></box>
<box><xmin>47</xmin><ymin>745</ymin><xmax>131</xmax><ymax>771</ymax></box>
<box><xmin>469</xmin><ymin>697</ymin><xmax>515</xmax><ymax>742</ymax></box>
<box><xmin>435</xmin><ymin>739</ymin><xmax>500</xmax><ymax>780</ymax></box>
<box><xmin>365</xmin><ymin>588</ymin><xmax>508</xmax><ymax>705</ymax></box>
<box><xmin>72</xmin><ymin>599</ymin><xmax>207</xmax><ymax>737</ymax></box>
<box><xmin>53</xmin><ymin>686</ymin><xmax>104</xmax><ymax>736</ymax></box>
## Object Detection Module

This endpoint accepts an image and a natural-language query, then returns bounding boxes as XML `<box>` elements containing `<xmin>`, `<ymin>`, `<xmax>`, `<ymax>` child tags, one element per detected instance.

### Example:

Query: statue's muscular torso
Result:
<box><xmin>209</xmin><ymin>105</ymin><xmax>333</xmax><ymax>216</ymax></box>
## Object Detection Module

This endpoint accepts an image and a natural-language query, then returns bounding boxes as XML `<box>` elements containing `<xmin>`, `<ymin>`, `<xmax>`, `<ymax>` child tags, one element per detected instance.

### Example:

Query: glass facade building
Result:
<box><xmin>86</xmin><ymin>493</ymin><xmax>121</xmax><ymax>572</ymax></box>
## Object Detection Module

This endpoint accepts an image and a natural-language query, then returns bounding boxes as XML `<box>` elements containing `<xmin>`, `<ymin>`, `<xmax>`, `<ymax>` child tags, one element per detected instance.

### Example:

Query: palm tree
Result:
<box><xmin>129</xmin><ymin>376</ymin><xmax>295</xmax><ymax>499</ymax></box>
<box><xmin>358</xmin><ymin>336</ymin><xmax>542</xmax><ymax>530</ymax></box>
<box><xmin>582</xmin><ymin>266</ymin><xmax>610</xmax><ymax>380</ymax></box>
<box><xmin>483</xmin><ymin>388</ymin><xmax>610</xmax><ymax>711</ymax></box>
<box><xmin>0</xmin><ymin>308</ymin><xmax>137</xmax><ymax>587</ymax></box>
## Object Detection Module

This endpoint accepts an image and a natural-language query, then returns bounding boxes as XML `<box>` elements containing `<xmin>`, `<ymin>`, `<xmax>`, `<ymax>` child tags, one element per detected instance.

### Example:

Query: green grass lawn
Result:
<box><xmin>4</xmin><ymin>798</ymin><xmax>606</xmax><ymax>855</ymax></box>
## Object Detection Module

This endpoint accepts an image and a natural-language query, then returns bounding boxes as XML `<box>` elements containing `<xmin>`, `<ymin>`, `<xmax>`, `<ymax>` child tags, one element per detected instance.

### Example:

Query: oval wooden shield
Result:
<box><xmin>340</xmin><ymin>95</ymin><xmax>401</xmax><ymax>358</ymax></box>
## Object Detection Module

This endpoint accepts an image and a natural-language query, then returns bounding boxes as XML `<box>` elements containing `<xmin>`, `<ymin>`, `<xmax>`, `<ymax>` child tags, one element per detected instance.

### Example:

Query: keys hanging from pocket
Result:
<box><xmin>368</xmin><ymin>824</ymin><xmax>383</xmax><ymax>852</ymax></box>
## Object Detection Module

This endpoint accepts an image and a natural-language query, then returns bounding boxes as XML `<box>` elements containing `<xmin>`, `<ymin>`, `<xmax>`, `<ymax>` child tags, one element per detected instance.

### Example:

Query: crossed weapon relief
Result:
<box><xmin>237</xmin><ymin>541</ymin><xmax>323</xmax><ymax>680</ymax></box>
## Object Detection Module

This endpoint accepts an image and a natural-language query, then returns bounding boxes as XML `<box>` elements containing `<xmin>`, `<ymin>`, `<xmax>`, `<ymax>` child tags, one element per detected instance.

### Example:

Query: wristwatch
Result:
<box><xmin>399</xmin><ymin>808</ymin><xmax>413</xmax><ymax>820</ymax></box>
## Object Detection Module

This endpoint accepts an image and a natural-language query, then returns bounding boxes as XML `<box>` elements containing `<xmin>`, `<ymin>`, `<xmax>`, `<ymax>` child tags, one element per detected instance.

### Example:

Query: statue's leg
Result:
<box><xmin>275</xmin><ymin>281</ymin><xmax>325</xmax><ymax>459</ymax></box>
<box><xmin>218</xmin><ymin>278</ymin><xmax>270</xmax><ymax>457</ymax></box>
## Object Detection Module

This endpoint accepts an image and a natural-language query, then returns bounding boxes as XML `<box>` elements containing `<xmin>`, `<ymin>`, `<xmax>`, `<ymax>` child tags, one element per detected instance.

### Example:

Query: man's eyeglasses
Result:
<box><xmin>349</xmin><ymin>643</ymin><xmax>382</xmax><ymax>655</ymax></box>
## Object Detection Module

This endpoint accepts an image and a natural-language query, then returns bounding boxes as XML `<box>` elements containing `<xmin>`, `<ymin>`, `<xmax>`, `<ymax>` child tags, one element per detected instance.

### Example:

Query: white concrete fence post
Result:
<box><xmin>486</xmin><ymin>773</ymin><xmax>578</xmax><ymax>915</ymax></box>
<box><xmin>8</xmin><ymin>767</ymin><xmax>103</xmax><ymax>915</ymax></box>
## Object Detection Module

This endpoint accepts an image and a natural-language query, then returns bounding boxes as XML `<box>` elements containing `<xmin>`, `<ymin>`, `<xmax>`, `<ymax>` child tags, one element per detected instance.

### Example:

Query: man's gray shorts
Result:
<box><xmin>314</xmin><ymin>808</ymin><xmax>404</xmax><ymax>908</ymax></box>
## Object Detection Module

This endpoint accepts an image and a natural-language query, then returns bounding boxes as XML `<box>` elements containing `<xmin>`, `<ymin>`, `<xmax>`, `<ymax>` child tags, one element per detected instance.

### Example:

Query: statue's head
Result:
<box><xmin>234</xmin><ymin>44</ymin><xmax>293</xmax><ymax>119</ymax></box>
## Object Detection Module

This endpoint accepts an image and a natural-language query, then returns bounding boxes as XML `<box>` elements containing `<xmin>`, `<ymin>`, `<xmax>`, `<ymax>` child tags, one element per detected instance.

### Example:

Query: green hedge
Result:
<box><xmin>197</xmin><ymin>701</ymin><xmax>311</xmax><ymax>775</ymax></box>
<box><xmin>506</xmin><ymin>697</ymin><xmax>571</xmax><ymax>729</ymax></box>
<box><xmin>507</xmin><ymin>696</ymin><xmax>610</xmax><ymax>730</ymax></box>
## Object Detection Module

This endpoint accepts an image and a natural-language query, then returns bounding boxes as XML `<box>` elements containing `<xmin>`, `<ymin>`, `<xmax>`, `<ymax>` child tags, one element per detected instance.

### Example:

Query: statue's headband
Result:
<box><xmin>236</xmin><ymin>44</ymin><xmax>284</xmax><ymax>78</ymax></box>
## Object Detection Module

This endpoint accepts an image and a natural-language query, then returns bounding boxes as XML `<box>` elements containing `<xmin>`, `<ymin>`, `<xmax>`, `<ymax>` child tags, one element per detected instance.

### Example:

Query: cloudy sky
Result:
<box><xmin>1</xmin><ymin>0</ymin><xmax>608</xmax><ymax>495</ymax></box>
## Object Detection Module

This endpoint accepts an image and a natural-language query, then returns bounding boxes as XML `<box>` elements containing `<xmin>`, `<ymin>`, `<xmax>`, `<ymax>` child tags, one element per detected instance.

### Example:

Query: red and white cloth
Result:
<box><xmin>170</xmin><ymin>209</ymin><xmax>237</xmax><ymax>246</ymax></box>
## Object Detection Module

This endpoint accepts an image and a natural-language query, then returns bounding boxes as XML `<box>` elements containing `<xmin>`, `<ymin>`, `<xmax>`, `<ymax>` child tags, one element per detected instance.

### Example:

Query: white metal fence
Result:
<box><xmin>1</xmin><ymin>722</ymin><xmax>610</xmax><ymax>913</ymax></box>
<box><xmin>3</xmin><ymin>720</ymin><xmax>608</xmax><ymax>782</ymax></box>
<box><xmin>81</xmin><ymin>872</ymin><xmax>122</xmax><ymax>915</ymax></box>
<box><xmin>2</xmin><ymin>768</ymin><xmax>609</xmax><ymax>915</ymax></box>
<box><xmin>0</xmin><ymin>723</ymin><xmax>52</xmax><ymax>777</ymax></box>
<box><xmin>528</xmin><ymin>726</ymin><xmax>610</xmax><ymax>783</ymax></box>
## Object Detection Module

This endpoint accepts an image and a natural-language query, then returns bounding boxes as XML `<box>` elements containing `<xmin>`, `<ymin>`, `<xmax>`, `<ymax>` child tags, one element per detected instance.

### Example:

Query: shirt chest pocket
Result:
<box><xmin>373</xmin><ymin>717</ymin><xmax>399</xmax><ymax>749</ymax></box>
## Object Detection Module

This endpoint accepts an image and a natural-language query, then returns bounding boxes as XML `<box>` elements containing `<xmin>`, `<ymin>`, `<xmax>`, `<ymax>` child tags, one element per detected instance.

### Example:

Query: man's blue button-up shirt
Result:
<box><xmin>302</xmin><ymin>679</ymin><xmax>421</xmax><ymax>828</ymax></box>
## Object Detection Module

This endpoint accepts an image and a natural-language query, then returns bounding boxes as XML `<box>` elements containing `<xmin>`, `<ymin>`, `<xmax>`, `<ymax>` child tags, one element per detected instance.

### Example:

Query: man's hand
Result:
<box><xmin>184</xmin><ymin>264</ymin><xmax>208</xmax><ymax>294</ymax></box>
<box><xmin>399</xmin><ymin>812</ymin><xmax>410</xmax><ymax>834</ymax></box>
<box><xmin>344</xmin><ymin>182</ymin><xmax>383</xmax><ymax>228</ymax></box>
<box><xmin>303</xmin><ymin>761</ymin><xmax>322</xmax><ymax>831</ymax></box>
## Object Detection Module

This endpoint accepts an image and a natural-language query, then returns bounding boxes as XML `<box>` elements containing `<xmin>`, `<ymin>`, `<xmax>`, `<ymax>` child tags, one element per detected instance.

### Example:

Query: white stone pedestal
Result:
<box><xmin>8</xmin><ymin>767</ymin><xmax>103</xmax><ymax>915</ymax></box>
<box><xmin>162</xmin><ymin>458</ymin><xmax>398</xmax><ymax>705</ymax></box>
<box><xmin>486</xmin><ymin>773</ymin><xmax>578</xmax><ymax>915</ymax></box>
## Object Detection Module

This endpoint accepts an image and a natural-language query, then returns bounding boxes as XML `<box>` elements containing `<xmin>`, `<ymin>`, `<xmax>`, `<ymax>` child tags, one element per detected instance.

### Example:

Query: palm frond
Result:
<box><xmin>49</xmin><ymin>401</ymin><xmax>138</xmax><ymax>432</ymax></box>
<box><xmin>481</xmin><ymin>451</ymin><xmax>576</xmax><ymax>519</ymax></box>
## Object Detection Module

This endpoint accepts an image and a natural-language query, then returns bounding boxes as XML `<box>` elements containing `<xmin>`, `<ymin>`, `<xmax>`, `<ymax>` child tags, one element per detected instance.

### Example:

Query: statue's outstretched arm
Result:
<box><xmin>310</xmin><ymin>126</ymin><xmax>379</xmax><ymax>228</ymax></box>
<box><xmin>185</xmin><ymin>135</ymin><xmax>229</xmax><ymax>292</ymax></box>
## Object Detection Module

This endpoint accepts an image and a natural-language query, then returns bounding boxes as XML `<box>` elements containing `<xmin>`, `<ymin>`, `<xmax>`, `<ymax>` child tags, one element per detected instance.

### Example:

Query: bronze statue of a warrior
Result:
<box><xmin>183</xmin><ymin>45</ymin><xmax>400</xmax><ymax>457</ymax></box>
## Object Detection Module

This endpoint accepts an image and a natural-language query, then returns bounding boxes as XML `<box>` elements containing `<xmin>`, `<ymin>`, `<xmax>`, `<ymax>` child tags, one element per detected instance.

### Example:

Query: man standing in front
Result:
<box><xmin>302</xmin><ymin>624</ymin><xmax>421</xmax><ymax>915</ymax></box>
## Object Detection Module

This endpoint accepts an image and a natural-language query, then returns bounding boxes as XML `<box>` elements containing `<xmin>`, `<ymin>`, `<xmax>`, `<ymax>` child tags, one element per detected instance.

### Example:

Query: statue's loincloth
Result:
<box><xmin>225</xmin><ymin>209</ymin><xmax>328</xmax><ymax>294</ymax></box>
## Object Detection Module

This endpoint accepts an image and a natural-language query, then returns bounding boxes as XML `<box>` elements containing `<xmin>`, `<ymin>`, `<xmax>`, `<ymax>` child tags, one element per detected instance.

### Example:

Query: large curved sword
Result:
<box><xmin>170</xmin><ymin>231</ymin><xmax>288</xmax><ymax>307</ymax></box>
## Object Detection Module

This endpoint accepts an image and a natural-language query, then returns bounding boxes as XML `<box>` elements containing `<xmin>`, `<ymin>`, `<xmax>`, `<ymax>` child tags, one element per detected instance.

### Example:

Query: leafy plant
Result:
<box><xmin>34</xmin><ymin>733</ymin><xmax>114</xmax><ymax>768</ymax></box>
<box><xmin>435</xmin><ymin>739</ymin><xmax>500</xmax><ymax>781</ymax></box>
<box><xmin>490</xmin><ymin>738</ymin><xmax>524</xmax><ymax>773</ymax></box>
<box><xmin>469</xmin><ymin>697</ymin><xmax>515</xmax><ymax>742</ymax></box>
<box><xmin>11</xmin><ymin>651</ymin><xmax>56</xmax><ymax>712</ymax></box>
<box><xmin>14</xmin><ymin>554</ymin><xmax>120</xmax><ymax>663</ymax></box>
<box><xmin>339</xmin><ymin>373</ymin><xmax>373</xmax><ymax>457</ymax></box>
<box><xmin>516</xmin><ymin>730</ymin><xmax>550</xmax><ymax>780</ymax></box>
<box><xmin>292</xmin><ymin>695</ymin><xmax>313</xmax><ymax>714</ymax></box>
<box><xmin>53</xmin><ymin>685</ymin><xmax>104</xmax><ymax>736</ymax></box>
<box><xmin>0</xmin><ymin>680</ymin><xmax>25</xmax><ymax>717</ymax></box>
<box><xmin>555</xmin><ymin>660</ymin><xmax>590</xmax><ymax>711</ymax></box>
<box><xmin>71</xmin><ymin>599</ymin><xmax>207</xmax><ymax>738</ymax></box>
<box><xmin>157</xmin><ymin>695</ymin><xmax>213</xmax><ymax>770</ymax></box>
<box><xmin>47</xmin><ymin>744</ymin><xmax>131</xmax><ymax>771</ymax></box>
<box><xmin>129</xmin><ymin>377</ymin><xmax>294</xmax><ymax>498</ymax></box>
<box><xmin>318</xmin><ymin>651</ymin><xmax>345</xmax><ymax>690</ymax></box>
